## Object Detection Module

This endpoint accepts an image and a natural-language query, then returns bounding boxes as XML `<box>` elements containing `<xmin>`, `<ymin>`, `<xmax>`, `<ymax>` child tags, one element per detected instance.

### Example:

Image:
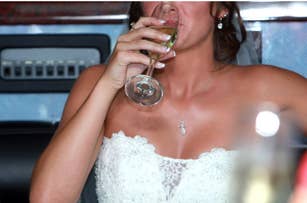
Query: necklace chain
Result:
<box><xmin>169</xmin><ymin>103</ymin><xmax>187</xmax><ymax>136</ymax></box>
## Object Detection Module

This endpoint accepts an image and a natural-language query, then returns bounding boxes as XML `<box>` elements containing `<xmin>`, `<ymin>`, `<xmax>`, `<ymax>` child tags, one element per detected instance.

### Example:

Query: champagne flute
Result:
<box><xmin>125</xmin><ymin>3</ymin><xmax>178</xmax><ymax>106</ymax></box>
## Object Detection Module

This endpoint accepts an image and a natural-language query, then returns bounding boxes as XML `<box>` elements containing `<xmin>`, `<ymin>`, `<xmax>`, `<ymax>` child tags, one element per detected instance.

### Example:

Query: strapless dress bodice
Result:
<box><xmin>95</xmin><ymin>131</ymin><xmax>238</xmax><ymax>203</ymax></box>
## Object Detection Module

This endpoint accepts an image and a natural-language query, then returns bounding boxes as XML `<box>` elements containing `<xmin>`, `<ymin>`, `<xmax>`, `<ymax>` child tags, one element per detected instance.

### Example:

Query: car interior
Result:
<box><xmin>0</xmin><ymin>2</ymin><xmax>306</xmax><ymax>203</ymax></box>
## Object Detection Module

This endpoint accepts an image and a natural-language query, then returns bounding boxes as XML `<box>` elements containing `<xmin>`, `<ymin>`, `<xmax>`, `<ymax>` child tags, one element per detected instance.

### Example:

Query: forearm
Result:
<box><xmin>30</xmin><ymin>76</ymin><xmax>118</xmax><ymax>203</ymax></box>
<box><xmin>30</xmin><ymin>14</ymin><xmax>168</xmax><ymax>201</ymax></box>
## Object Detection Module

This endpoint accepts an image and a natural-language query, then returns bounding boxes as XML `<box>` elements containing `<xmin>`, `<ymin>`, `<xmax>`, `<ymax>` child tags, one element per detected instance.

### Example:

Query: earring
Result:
<box><xmin>217</xmin><ymin>17</ymin><xmax>223</xmax><ymax>30</ymax></box>
<box><xmin>217</xmin><ymin>14</ymin><xmax>228</xmax><ymax>30</ymax></box>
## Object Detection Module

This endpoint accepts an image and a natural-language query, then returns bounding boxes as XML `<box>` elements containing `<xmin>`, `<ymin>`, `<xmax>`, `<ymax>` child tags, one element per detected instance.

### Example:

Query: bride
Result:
<box><xmin>30</xmin><ymin>2</ymin><xmax>307</xmax><ymax>202</ymax></box>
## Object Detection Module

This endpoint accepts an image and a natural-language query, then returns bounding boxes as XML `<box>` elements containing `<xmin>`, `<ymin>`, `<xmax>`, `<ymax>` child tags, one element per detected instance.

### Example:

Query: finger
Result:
<box><xmin>111</xmin><ymin>50</ymin><xmax>152</xmax><ymax>68</ymax></box>
<box><xmin>116</xmin><ymin>39</ymin><xmax>170</xmax><ymax>56</ymax></box>
<box><xmin>131</xmin><ymin>17</ymin><xmax>165</xmax><ymax>30</ymax></box>
<box><xmin>122</xmin><ymin>51</ymin><xmax>165</xmax><ymax>69</ymax></box>
<box><xmin>126</xmin><ymin>61</ymin><xmax>166</xmax><ymax>81</ymax></box>
<box><xmin>159</xmin><ymin>50</ymin><xmax>176</xmax><ymax>61</ymax></box>
<box><xmin>110</xmin><ymin>51</ymin><xmax>165</xmax><ymax>80</ymax></box>
<box><xmin>117</xmin><ymin>50</ymin><xmax>165</xmax><ymax>70</ymax></box>
<box><xmin>126</xmin><ymin>63</ymin><xmax>147</xmax><ymax>79</ymax></box>
<box><xmin>121</xmin><ymin>27</ymin><xmax>171</xmax><ymax>43</ymax></box>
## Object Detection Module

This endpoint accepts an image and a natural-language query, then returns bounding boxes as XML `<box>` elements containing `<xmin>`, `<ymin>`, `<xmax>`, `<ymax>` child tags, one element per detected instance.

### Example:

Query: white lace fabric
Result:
<box><xmin>95</xmin><ymin>131</ymin><xmax>237</xmax><ymax>203</ymax></box>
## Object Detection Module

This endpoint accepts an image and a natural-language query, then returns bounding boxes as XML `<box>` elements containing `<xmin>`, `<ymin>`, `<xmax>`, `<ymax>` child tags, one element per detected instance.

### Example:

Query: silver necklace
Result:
<box><xmin>178</xmin><ymin>120</ymin><xmax>187</xmax><ymax>136</ymax></box>
<box><xmin>169</xmin><ymin>102</ymin><xmax>187</xmax><ymax>136</ymax></box>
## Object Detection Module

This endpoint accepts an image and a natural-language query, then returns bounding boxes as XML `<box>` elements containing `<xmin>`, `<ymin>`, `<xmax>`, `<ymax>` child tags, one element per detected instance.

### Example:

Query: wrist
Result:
<box><xmin>99</xmin><ymin>74</ymin><xmax>123</xmax><ymax>93</ymax></box>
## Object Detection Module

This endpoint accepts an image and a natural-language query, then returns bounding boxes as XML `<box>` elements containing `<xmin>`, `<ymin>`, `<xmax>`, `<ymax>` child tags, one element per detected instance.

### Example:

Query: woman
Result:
<box><xmin>30</xmin><ymin>2</ymin><xmax>307</xmax><ymax>202</ymax></box>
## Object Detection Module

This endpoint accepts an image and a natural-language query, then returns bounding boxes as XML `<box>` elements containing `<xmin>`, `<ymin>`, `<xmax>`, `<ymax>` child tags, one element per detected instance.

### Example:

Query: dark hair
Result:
<box><xmin>129</xmin><ymin>2</ymin><xmax>246</xmax><ymax>64</ymax></box>
<box><xmin>212</xmin><ymin>2</ymin><xmax>246</xmax><ymax>63</ymax></box>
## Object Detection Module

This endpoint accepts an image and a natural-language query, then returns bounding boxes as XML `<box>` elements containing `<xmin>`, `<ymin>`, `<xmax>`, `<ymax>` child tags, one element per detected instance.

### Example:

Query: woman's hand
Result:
<box><xmin>103</xmin><ymin>17</ymin><xmax>176</xmax><ymax>90</ymax></box>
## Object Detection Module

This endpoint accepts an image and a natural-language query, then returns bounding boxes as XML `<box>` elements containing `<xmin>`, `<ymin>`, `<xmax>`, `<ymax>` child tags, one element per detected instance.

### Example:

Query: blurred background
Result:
<box><xmin>0</xmin><ymin>2</ymin><xmax>306</xmax><ymax>203</ymax></box>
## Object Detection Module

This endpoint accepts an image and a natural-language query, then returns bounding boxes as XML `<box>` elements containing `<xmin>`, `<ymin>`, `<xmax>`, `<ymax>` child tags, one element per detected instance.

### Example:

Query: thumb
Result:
<box><xmin>159</xmin><ymin>50</ymin><xmax>176</xmax><ymax>61</ymax></box>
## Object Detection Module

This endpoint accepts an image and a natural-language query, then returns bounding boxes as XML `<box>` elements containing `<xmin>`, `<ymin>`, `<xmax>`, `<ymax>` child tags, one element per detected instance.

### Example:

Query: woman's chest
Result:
<box><xmin>104</xmin><ymin>94</ymin><xmax>242</xmax><ymax>159</ymax></box>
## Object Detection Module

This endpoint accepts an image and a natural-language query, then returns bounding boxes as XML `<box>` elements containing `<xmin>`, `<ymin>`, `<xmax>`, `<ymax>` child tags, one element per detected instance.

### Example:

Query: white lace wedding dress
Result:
<box><xmin>95</xmin><ymin>131</ymin><xmax>238</xmax><ymax>203</ymax></box>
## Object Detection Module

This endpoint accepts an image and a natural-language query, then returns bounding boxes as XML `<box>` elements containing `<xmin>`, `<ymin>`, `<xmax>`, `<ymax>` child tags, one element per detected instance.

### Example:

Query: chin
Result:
<box><xmin>174</xmin><ymin>37</ymin><xmax>190</xmax><ymax>51</ymax></box>
<box><xmin>174</xmin><ymin>34</ymin><xmax>185</xmax><ymax>49</ymax></box>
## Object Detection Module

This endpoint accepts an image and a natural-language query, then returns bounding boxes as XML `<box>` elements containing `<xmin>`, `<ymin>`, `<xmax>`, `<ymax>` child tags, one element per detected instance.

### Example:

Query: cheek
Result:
<box><xmin>181</xmin><ymin>4</ymin><xmax>214</xmax><ymax>34</ymax></box>
<box><xmin>176</xmin><ymin>11</ymin><xmax>214</xmax><ymax>49</ymax></box>
<box><xmin>191</xmin><ymin>6</ymin><xmax>214</xmax><ymax>29</ymax></box>
<box><xmin>183</xmin><ymin>13</ymin><xmax>214</xmax><ymax>34</ymax></box>
<box><xmin>142</xmin><ymin>2</ymin><xmax>159</xmax><ymax>16</ymax></box>
<box><xmin>193</xmin><ymin>15</ymin><xmax>215</xmax><ymax>36</ymax></box>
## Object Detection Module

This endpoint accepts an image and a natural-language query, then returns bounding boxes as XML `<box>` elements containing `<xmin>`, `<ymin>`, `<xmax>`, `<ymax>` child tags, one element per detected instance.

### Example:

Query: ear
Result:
<box><xmin>212</xmin><ymin>2</ymin><xmax>229</xmax><ymax>18</ymax></box>
<box><xmin>217</xmin><ymin>9</ymin><xmax>229</xmax><ymax>19</ymax></box>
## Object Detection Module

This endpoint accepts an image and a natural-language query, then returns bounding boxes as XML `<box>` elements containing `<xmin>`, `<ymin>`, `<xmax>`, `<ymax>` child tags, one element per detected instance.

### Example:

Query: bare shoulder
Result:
<box><xmin>68</xmin><ymin>64</ymin><xmax>106</xmax><ymax>102</ymax></box>
<box><xmin>58</xmin><ymin>64</ymin><xmax>106</xmax><ymax>129</ymax></box>
<box><xmin>231</xmin><ymin>64</ymin><xmax>306</xmax><ymax>93</ymax></box>
<box><xmin>249</xmin><ymin>64</ymin><xmax>305</xmax><ymax>80</ymax></box>
<box><xmin>231</xmin><ymin>64</ymin><xmax>307</xmax><ymax>133</ymax></box>
<box><xmin>71</xmin><ymin>64</ymin><xmax>106</xmax><ymax>92</ymax></box>
<box><xmin>227</xmin><ymin>63</ymin><xmax>307</xmax><ymax>108</ymax></box>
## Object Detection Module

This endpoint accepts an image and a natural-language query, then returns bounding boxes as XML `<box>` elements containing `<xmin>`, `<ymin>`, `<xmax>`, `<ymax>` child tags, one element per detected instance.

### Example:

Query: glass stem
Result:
<box><xmin>145</xmin><ymin>57</ymin><xmax>156</xmax><ymax>77</ymax></box>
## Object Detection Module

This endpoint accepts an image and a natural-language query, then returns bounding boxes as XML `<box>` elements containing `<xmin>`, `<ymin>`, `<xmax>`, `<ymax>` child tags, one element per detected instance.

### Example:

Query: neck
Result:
<box><xmin>157</xmin><ymin>39</ymin><xmax>219</xmax><ymax>99</ymax></box>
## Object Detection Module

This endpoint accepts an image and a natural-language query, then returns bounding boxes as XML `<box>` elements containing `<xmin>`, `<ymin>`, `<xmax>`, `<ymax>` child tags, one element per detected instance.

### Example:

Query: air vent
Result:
<box><xmin>1</xmin><ymin>48</ymin><xmax>99</xmax><ymax>80</ymax></box>
<box><xmin>0</xmin><ymin>34</ymin><xmax>110</xmax><ymax>92</ymax></box>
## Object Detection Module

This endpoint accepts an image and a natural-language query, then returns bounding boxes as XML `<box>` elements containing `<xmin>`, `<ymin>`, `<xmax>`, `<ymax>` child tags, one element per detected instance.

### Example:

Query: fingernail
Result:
<box><xmin>163</xmin><ymin>46</ymin><xmax>171</xmax><ymax>53</ymax></box>
<box><xmin>172</xmin><ymin>50</ymin><xmax>176</xmax><ymax>57</ymax></box>
<box><xmin>159</xmin><ymin>19</ymin><xmax>166</xmax><ymax>24</ymax></box>
<box><xmin>163</xmin><ymin>34</ymin><xmax>171</xmax><ymax>41</ymax></box>
<box><xmin>155</xmin><ymin>62</ymin><xmax>165</xmax><ymax>69</ymax></box>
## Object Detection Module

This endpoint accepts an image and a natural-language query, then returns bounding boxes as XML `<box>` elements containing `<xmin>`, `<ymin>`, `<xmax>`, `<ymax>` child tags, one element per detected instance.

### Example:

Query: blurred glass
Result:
<box><xmin>231</xmin><ymin>102</ymin><xmax>300</xmax><ymax>203</ymax></box>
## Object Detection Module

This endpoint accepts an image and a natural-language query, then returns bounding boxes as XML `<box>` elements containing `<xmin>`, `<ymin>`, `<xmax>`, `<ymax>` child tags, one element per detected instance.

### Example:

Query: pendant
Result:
<box><xmin>178</xmin><ymin>120</ymin><xmax>186</xmax><ymax>136</ymax></box>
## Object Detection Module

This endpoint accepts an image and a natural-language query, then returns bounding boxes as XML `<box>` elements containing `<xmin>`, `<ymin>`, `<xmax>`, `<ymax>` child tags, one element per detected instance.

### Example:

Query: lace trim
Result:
<box><xmin>104</xmin><ymin>130</ymin><xmax>233</xmax><ymax>162</ymax></box>
<box><xmin>96</xmin><ymin>131</ymin><xmax>238</xmax><ymax>203</ymax></box>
